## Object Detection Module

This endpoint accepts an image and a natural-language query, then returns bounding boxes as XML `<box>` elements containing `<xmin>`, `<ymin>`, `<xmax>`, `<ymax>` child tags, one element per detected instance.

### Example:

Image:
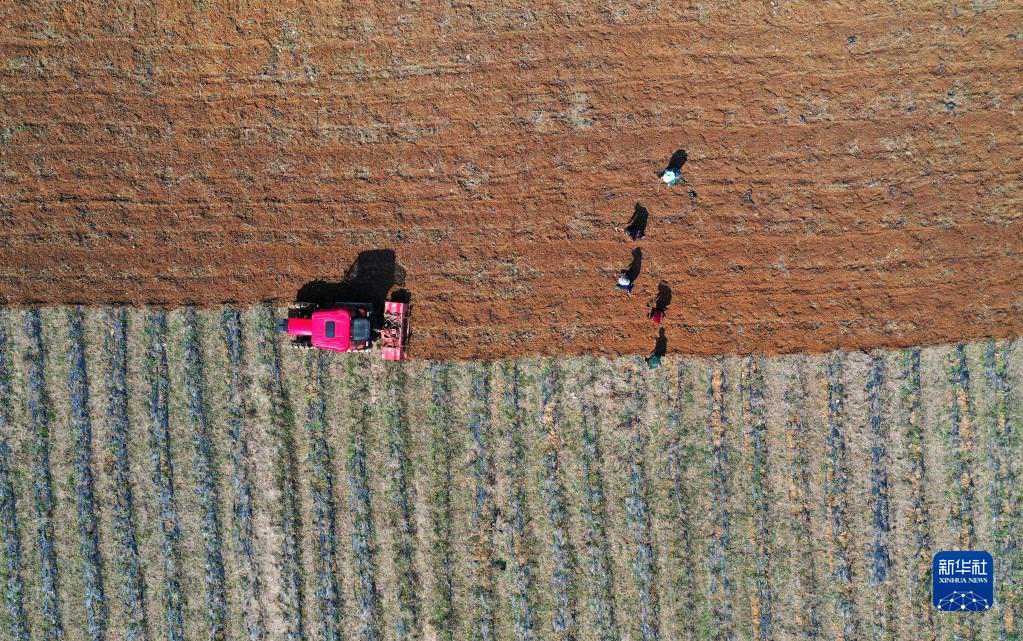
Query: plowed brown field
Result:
<box><xmin>1</xmin><ymin>1</ymin><xmax>1021</xmax><ymax>358</ymax></box>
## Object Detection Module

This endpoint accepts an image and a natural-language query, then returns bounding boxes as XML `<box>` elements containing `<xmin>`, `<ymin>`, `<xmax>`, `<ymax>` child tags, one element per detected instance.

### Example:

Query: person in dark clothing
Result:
<box><xmin>648</xmin><ymin>281</ymin><xmax>672</xmax><ymax>324</ymax></box>
<box><xmin>623</xmin><ymin>203</ymin><xmax>650</xmax><ymax>240</ymax></box>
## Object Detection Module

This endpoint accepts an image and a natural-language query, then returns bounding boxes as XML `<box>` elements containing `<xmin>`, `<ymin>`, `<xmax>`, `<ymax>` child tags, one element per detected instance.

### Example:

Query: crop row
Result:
<box><xmin>498</xmin><ymin>362</ymin><xmax>537</xmax><ymax>641</ymax></box>
<box><xmin>574</xmin><ymin>359</ymin><xmax>619</xmax><ymax>641</ymax></box>
<box><xmin>742</xmin><ymin>357</ymin><xmax>772</xmax><ymax>641</ymax></box>
<box><xmin>67</xmin><ymin>309</ymin><xmax>108</xmax><ymax>641</ymax></box>
<box><xmin>781</xmin><ymin>357</ymin><xmax>822</xmax><ymax>640</ymax></box>
<box><xmin>24</xmin><ymin>309</ymin><xmax>65</xmax><ymax>641</ymax></box>
<box><xmin>982</xmin><ymin>341</ymin><xmax>1022</xmax><ymax>639</ymax></box>
<box><xmin>302</xmin><ymin>350</ymin><xmax>342</xmax><ymax>641</ymax></box>
<box><xmin>895</xmin><ymin>349</ymin><xmax>934</xmax><ymax>639</ymax></box>
<box><xmin>0</xmin><ymin>308</ymin><xmax>1019</xmax><ymax>641</ymax></box>
<box><xmin>343</xmin><ymin>356</ymin><xmax>383</xmax><ymax>641</ymax></box>
<box><xmin>0</xmin><ymin>311</ymin><xmax>30</xmax><ymax>641</ymax></box>
<box><xmin>945</xmin><ymin>345</ymin><xmax>978</xmax><ymax>549</ymax></box>
<box><xmin>253</xmin><ymin>305</ymin><xmax>306</xmax><ymax>641</ymax></box>
<box><xmin>467</xmin><ymin>364</ymin><xmax>497</xmax><ymax>641</ymax></box>
<box><xmin>221</xmin><ymin>308</ymin><xmax>267</xmax><ymax>641</ymax></box>
<box><xmin>425</xmin><ymin>362</ymin><xmax>458</xmax><ymax>641</ymax></box>
<box><xmin>182</xmin><ymin>309</ymin><xmax>228</xmax><ymax>641</ymax></box>
<box><xmin>942</xmin><ymin>345</ymin><xmax>982</xmax><ymax>641</ymax></box>
<box><xmin>864</xmin><ymin>354</ymin><xmax>895</xmax><ymax>641</ymax></box>
<box><xmin>378</xmin><ymin>362</ymin><xmax>420</xmax><ymax>641</ymax></box>
<box><xmin>538</xmin><ymin>360</ymin><xmax>579</xmax><ymax>641</ymax></box>
<box><xmin>659</xmin><ymin>360</ymin><xmax>706</xmax><ymax>641</ymax></box>
<box><xmin>144</xmin><ymin>311</ymin><xmax>186</xmax><ymax>641</ymax></box>
<box><xmin>103</xmin><ymin>308</ymin><xmax>150</xmax><ymax>641</ymax></box>
<box><xmin>620</xmin><ymin>364</ymin><xmax>659</xmax><ymax>641</ymax></box>
<box><xmin>706</xmin><ymin>361</ymin><xmax>734</xmax><ymax>641</ymax></box>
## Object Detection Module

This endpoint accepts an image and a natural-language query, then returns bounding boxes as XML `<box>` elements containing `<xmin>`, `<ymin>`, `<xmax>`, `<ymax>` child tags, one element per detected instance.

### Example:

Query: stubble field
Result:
<box><xmin>2</xmin><ymin>1</ymin><xmax>1023</xmax><ymax>358</ymax></box>
<box><xmin>0</xmin><ymin>305</ymin><xmax>1020</xmax><ymax>641</ymax></box>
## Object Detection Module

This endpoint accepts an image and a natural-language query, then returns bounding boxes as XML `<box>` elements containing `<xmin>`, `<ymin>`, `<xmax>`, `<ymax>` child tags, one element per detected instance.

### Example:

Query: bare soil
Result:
<box><xmin>1</xmin><ymin>1</ymin><xmax>1021</xmax><ymax>358</ymax></box>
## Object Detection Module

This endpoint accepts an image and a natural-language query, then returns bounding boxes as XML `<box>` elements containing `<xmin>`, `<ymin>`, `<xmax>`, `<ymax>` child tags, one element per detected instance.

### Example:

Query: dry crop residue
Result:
<box><xmin>1</xmin><ymin>2</ymin><xmax>1021</xmax><ymax>358</ymax></box>
<box><xmin>0</xmin><ymin>307</ymin><xmax>1020</xmax><ymax>641</ymax></box>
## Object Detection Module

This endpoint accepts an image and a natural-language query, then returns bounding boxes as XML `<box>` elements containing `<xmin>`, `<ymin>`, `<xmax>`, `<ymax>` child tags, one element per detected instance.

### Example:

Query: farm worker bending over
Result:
<box><xmin>648</xmin><ymin>283</ymin><xmax>670</xmax><ymax>325</ymax></box>
<box><xmin>616</xmin><ymin>271</ymin><xmax>634</xmax><ymax>294</ymax></box>
<box><xmin>660</xmin><ymin>149</ymin><xmax>688</xmax><ymax>186</ymax></box>
<box><xmin>647</xmin><ymin>328</ymin><xmax>667</xmax><ymax>368</ymax></box>
<box><xmin>617</xmin><ymin>248</ymin><xmax>642</xmax><ymax>295</ymax></box>
<box><xmin>623</xmin><ymin>203</ymin><xmax>649</xmax><ymax>241</ymax></box>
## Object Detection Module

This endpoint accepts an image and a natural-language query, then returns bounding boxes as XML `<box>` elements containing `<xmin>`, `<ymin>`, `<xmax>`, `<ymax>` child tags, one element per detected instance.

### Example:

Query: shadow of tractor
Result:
<box><xmin>296</xmin><ymin>249</ymin><xmax>410</xmax><ymax>331</ymax></box>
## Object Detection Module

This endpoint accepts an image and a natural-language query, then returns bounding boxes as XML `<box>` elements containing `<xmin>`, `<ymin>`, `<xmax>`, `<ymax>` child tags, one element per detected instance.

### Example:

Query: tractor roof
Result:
<box><xmin>311</xmin><ymin>308</ymin><xmax>352</xmax><ymax>351</ymax></box>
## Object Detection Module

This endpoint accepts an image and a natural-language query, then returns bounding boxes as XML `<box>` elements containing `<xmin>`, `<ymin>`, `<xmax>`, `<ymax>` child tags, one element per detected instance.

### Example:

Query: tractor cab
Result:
<box><xmin>279</xmin><ymin>298</ymin><xmax>409</xmax><ymax>359</ymax></box>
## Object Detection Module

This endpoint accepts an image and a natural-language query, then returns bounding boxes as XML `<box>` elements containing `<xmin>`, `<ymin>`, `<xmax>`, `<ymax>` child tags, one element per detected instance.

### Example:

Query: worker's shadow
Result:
<box><xmin>624</xmin><ymin>203</ymin><xmax>649</xmax><ymax>239</ymax></box>
<box><xmin>651</xmin><ymin>328</ymin><xmax>668</xmax><ymax>358</ymax></box>
<box><xmin>653</xmin><ymin>281</ymin><xmax>672</xmax><ymax>311</ymax></box>
<box><xmin>665</xmin><ymin>149</ymin><xmax>687</xmax><ymax>173</ymax></box>
<box><xmin>625</xmin><ymin>247</ymin><xmax>643</xmax><ymax>282</ymax></box>
<box><xmin>296</xmin><ymin>249</ymin><xmax>409</xmax><ymax>327</ymax></box>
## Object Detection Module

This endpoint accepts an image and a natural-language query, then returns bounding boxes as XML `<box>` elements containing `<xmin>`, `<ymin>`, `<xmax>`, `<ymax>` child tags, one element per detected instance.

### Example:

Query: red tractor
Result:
<box><xmin>278</xmin><ymin>299</ymin><xmax>410</xmax><ymax>361</ymax></box>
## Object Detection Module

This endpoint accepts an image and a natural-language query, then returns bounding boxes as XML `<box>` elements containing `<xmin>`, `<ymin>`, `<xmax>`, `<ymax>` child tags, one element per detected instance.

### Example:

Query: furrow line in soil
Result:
<box><xmin>6</xmin><ymin>63</ymin><xmax>1018</xmax><ymax>151</ymax></box>
<box><xmin>4</xmin><ymin>237</ymin><xmax>1021</xmax><ymax>301</ymax></box>
<box><xmin>7</xmin><ymin>24</ymin><xmax>1011</xmax><ymax>98</ymax></box>
<box><xmin>0</xmin><ymin>7</ymin><xmax>1005</xmax><ymax>68</ymax></box>
<box><xmin>9</xmin><ymin>182</ymin><xmax>1020</xmax><ymax>241</ymax></box>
